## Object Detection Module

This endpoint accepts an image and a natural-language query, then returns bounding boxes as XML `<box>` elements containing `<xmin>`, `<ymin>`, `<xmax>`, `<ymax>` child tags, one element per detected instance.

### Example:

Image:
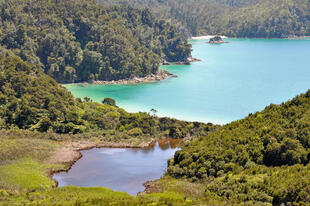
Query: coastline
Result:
<box><xmin>49</xmin><ymin>138</ymin><xmax>183</xmax><ymax>192</ymax></box>
<box><xmin>190</xmin><ymin>35</ymin><xmax>310</xmax><ymax>40</ymax></box>
<box><xmin>73</xmin><ymin>70</ymin><xmax>177</xmax><ymax>86</ymax></box>
<box><xmin>208</xmin><ymin>41</ymin><xmax>229</xmax><ymax>44</ymax></box>
<box><xmin>190</xmin><ymin>35</ymin><xmax>227</xmax><ymax>40</ymax></box>
<box><xmin>48</xmin><ymin>140</ymin><xmax>156</xmax><ymax>187</ymax></box>
<box><xmin>163</xmin><ymin>57</ymin><xmax>201</xmax><ymax>65</ymax></box>
<box><xmin>208</xmin><ymin>40</ymin><xmax>230</xmax><ymax>44</ymax></box>
<box><xmin>65</xmin><ymin>57</ymin><xmax>201</xmax><ymax>86</ymax></box>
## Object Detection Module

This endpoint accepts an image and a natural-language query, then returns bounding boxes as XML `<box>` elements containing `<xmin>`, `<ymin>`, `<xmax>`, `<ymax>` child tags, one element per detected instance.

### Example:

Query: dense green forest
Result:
<box><xmin>0</xmin><ymin>54</ymin><xmax>214</xmax><ymax>138</ymax></box>
<box><xmin>1</xmin><ymin>54</ymin><xmax>310</xmax><ymax>205</ymax></box>
<box><xmin>103</xmin><ymin>6</ymin><xmax>191</xmax><ymax>63</ymax></box>
<box><xmin>0</xmin><ymin>54</ymin><xmax>217</xmax><ymax>205</ymax></box>
<box><xmin>0</xmin><ymin>0</ymin><xmax>190</xmax><ymax>83</ymax></box>
<box><xmin>1</xmin><ymin>0</ymin><xmax>310</xmax><ymax>205</ymax></box>
<box><xmin>168</xmin><ymin>89</ymin><xmax>310</xmax><ymax>204</ymax></box>
<box><xmin>1</xmin><ymin>53</ymin><xmax>310</xmax><ymax>205</ymax></box>
<box><xmin>98</xmin><ymin>0</ymin><xmax>310</xmax><ymax>38</ymax></box>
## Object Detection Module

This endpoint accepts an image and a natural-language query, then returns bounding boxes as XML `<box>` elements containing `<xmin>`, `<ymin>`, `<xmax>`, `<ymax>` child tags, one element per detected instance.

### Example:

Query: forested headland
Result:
<box><xmin>0</xmin><ymin>54</ymin><xmax>219</xmax><ymax>205</ymax></box>
<box><xmin>168</xmin><ymin>89</ymin><xmax>310</xmax><ymax>204</ymax></box>
<box><xmin>0</xmin><ymin>0</ymin><xmax>310</xmax><ymax>205</ymax></box>
<box><xmin>0</xmin><ymin>0</ymin><xmax>191</xmax><ymax>83</ymax></box>
<box><xmin>98</xmin><ymin>0</ymin><xmax>310</xmax><ymax>38</ymax></box>
<box><xmin>1</xmin><ymin>53</ymin><xmax>310</xmax><ymax>205</ymax></box>
<box><xmin>0</xmin><ymin>54</ymin><xmax>214</xmax><ymax>138</ymax></box>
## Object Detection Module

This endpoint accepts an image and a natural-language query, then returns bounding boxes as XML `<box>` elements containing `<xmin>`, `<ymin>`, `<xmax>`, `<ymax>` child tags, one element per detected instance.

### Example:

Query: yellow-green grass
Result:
<box><xmin>0</xmin><ymin>136</ymin><xmax>64</xmax><ymax>192</ymax></box>
<box><xmin>4</xmin><ymin>133</ymin><xmax>309</xmax><ymax>205</ymax></box>
<box><xmin>0</xmin><ymin>186</ymin><xmax>202</xmax><ymax>206</ymax></box>
<box><xmin>0</xmin><ymin>134</ymin><xmax>193</xmax><ymax>205</ymax></box>
<box><xmin>146</xmin><ymin>175</ymin><xmax>205</xmax><ymax>199</ymax></box>
<box><xmin>0</xmin><ymin>137</ymin><xmax>59</xmax><ymax>163</ymax></box>
<box><xmin>1</xmin><ymin>186</ymin><xmax>135</xmax><ymax>206</ymax></box>
<box><xmin>140</xmin><ymin>175</ymin><xmax>230</xmax><ymax>205</ymax></box>
<box><xmin>0</xmin><ymin>158</ymin><xmax>62</xmax><ymax>192</ymax></box>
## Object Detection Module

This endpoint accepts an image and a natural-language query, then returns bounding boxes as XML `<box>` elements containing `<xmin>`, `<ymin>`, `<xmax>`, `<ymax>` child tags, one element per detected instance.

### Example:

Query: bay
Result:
<box><xmin>65</xmin><ymin>38</ymin><xmax>310</xmax><ymax>124</ymax></box>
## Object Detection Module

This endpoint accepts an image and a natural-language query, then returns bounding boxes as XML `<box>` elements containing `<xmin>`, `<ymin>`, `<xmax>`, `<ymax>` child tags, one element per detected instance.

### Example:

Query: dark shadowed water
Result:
<box><xmin>53</xmin><ymin>140</ymin><xmax>180</xmax><ymax>195</ymax></box>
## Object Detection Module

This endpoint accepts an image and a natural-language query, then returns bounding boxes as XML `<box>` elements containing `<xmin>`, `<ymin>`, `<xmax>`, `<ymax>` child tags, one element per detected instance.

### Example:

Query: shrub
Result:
<box><xmin>128</xmin><ymin>128</ymin><xmax>143</xmax><ymax>136</ymax></box>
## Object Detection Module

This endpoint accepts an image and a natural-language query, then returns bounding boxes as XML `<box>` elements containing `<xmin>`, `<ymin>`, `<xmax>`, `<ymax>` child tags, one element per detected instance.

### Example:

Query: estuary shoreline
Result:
<box><xmin>48</xmin><ymin>140</ymin><xmax>156</xmax><ymax>187</ymax></box>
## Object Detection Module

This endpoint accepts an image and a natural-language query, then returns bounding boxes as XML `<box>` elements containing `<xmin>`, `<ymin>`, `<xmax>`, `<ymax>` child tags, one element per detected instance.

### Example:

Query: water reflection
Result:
<box><xmin>53</xmin><ymin>139</ymin><xmax>181</xmax><ymax>196</ymax></box>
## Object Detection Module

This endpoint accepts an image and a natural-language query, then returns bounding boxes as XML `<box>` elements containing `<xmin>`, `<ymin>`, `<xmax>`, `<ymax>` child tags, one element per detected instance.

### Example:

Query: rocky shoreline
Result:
<box><xmin>190</xmin><ymin>35</ymin><xmax>227</xmax><ymax>40</ymax></box>
<box><xmin>208</xmin><ymin>36</ymin><xmax>229</xmax><ymax>44</ymax></box>
<box><xmin>67</xmin><ymin>58</ymin><xmax>201</xmax><ymax>86</ymax></box>
<box><xmin>163</xmin><ymin>57</ymin><xmax>201</xmax><ymax>65</ymax></box>
<box><xmin>84</xmin><ymin>70</ymin><xmax>177</xmax><ymax>85</ymax></box>
<box><xmin>188</xmin><ymin>57</ymin><xmax>201</xmax><ymax>62</ymax></box>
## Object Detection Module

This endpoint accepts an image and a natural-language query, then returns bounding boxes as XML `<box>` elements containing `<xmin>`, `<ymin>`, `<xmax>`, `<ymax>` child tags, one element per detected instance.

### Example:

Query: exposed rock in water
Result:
<box><xmin>208</xmin><ymin>36</ymin><xmax>228</xmax><ymax>44</ymax></box>
<box><xmin>187</xmin><ymin>57</ymin><xmax>201</xmax><ymax>62</ymax></box>
<box><xmin>161</xmin><ymin>57</ymin><xmax>201</xmax><ymax>65</ymax></box>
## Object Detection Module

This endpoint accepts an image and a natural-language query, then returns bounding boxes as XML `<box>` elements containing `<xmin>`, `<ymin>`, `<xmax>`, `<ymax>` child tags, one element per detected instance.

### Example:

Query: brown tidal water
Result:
<box><xmin>53</xmin><ymin>139</ymin><xmax>181</xmax><ymax>196</ymax></box>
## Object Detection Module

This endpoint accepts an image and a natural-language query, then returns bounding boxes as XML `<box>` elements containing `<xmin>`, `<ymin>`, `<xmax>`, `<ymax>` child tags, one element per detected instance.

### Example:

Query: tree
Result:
<box><xmin>102</xmin><ymin>97</ymin><xmax>116</xmax><ymax>106</ymax></box>
<box><xmin>84</xmin><ymin>97</ymin><xmax>92</xmax><ymax>102</ymax></box>
<box><xmin>150</xmin><ymin>108</ymin><xmax>158</xmax><ymax>116</ymax></box>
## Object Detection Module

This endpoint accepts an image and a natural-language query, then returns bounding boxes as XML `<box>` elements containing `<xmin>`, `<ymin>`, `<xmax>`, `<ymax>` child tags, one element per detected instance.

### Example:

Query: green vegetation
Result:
<box><xmin>0</xmin><ymin>54</ymin><xmax>212</xmax><ymax>205</ymax></box>
<box><xmin>0</xmin><ymin>55</ymin><xmax>216</xmax><ymax>138</ymax></box>
<box><xmin>1</xmin><ymin>0</ymin><xmax>310</xmax><ymax>203</ymax></box>
<box><xmin>104</xmin><ymin>6</ymin><xmax>191</xmax><ymax>63</ymax></box>
<box><xmin>0</xmin><ymin>131</ymin><xmax>63</xmax><ymax>192</ymax></box>
<box><xmin>1</xmin><ymin>186</ymin><xmax>200</xmax><ymax>205</ymax></box>
<box><xmin>0</xmin><ymin>158</ymin><xmax>59</xmax><ymax>191</ymax></box>
<box><xmin>98</xmin><ymin>0</ymin><xmax>310</xmax><ymax>38</ymax></box>
<box><xmin>0</xmin><ymin>132</ymin><xmax>199</xmax><ymax>205</ymax></box>
<box><xmin>1</xmin><ymin>55</ymin><xmax>310</xmax><ymax>204</ymax></box>
<box><xmin>0</xmin><ymin>0</ymin><xmax>190</xmax><ymax>83</ymax></box>
<box><xmin>102</xmin><ymin>97</ymin><xmax>116</xmax><ymax>106</ymax></box>
<box><xmin>168</xmin><ymin>89</ymin><xmax>310</xmax><ymax>204</ymax></box>
<box><xmin>0</xmin><ymin>134</ymin><xmax>202</xmax><ymax>205</ymax></box>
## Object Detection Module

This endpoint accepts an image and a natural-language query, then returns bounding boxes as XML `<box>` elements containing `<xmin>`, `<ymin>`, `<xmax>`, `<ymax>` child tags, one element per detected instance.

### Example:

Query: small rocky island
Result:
<box><xmin>208</xmin><ymin>36</ymin><xmax>229</xmax><ymax>44</ymax></box>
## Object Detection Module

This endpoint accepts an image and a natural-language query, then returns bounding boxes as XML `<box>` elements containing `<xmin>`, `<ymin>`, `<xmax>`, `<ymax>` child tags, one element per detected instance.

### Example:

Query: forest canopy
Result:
<box><xmin>1</xmin><ymin>1</ymin><xmax>310</xmax><ymax>205</ymax></box>
<box><xmin>168</xmin><ymin>89</ymin><xmax>310</xmax><ymax>204</ymax></box>
<box><xmin>98</xmin><ymin>0</ymin><xmax>310</xmax><ymax>38</ymax></box>
<box><xmin>0</xmin><ymin>0</ymin><xmax>191</xmax><ymax>83</ymax></box>
<box><xmin>0</xmin><ymin>54</ymin><xmax>215</xmax><ymax>138</ymax></box>
<box><xmin>1</xmin><ymin>54</ymin><xmax>310</xmax><ymax>205</ymax></box>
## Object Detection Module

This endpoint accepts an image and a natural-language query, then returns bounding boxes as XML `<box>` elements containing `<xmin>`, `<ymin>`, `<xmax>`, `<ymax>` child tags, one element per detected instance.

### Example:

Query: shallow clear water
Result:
<box><xmin>53</xmin><ymin>140</ymin><xmax>180</xmax><ymax>196</ymax></box>
<box><xmin>65</xmin><ymin>38</ymin><xmax>310</xmax><ymax>124</ymax></box>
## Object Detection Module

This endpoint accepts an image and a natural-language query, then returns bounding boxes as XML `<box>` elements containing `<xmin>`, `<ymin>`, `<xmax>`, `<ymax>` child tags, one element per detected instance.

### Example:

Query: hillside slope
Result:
<box><xmin>0</xmin><ymin>54</ymin><xmax>216</xmax><ymax>139</ymax></box>
<box><xmin>98</xmin><ymin>0</ymin><xmax>310</xmax><ymax>38</ymax></box>
<box><xmin>0</xmin><ymin>0</ymin><xmax>190</xmax><ymax>83</ymax></box>
<box><xmin>0</xmin><ymin>54</ymin><xmax>218</xmax><ymax>205</ymax></box>
<box><xmin>168</xmin><ymin>90</ymin><xmax>310</xmax><ymax>204</ymax></box>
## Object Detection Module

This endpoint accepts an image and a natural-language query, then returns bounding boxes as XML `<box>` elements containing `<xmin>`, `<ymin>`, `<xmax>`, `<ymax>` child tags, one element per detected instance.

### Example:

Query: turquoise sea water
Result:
<box><xmin>65</xmin><ymin>38</ymin><xmax>310</xmax><ymax>124</ymax></box>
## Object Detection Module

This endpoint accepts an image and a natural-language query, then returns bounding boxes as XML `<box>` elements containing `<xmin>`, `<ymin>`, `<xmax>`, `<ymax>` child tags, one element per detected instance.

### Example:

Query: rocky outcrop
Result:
<box><xmin>208</xmin><ymin>36</ymin><xmax>228</xmax><ymax>44</ymax></box>
<box><xmin>162</xmin><ymin>57</ymin><xmax>201</xmax><ymax>65</ymax></box>
<box><xmin>84</xmin><ymin>70</ymin><xmax>177</xmax><ymax>85</ymax></box>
